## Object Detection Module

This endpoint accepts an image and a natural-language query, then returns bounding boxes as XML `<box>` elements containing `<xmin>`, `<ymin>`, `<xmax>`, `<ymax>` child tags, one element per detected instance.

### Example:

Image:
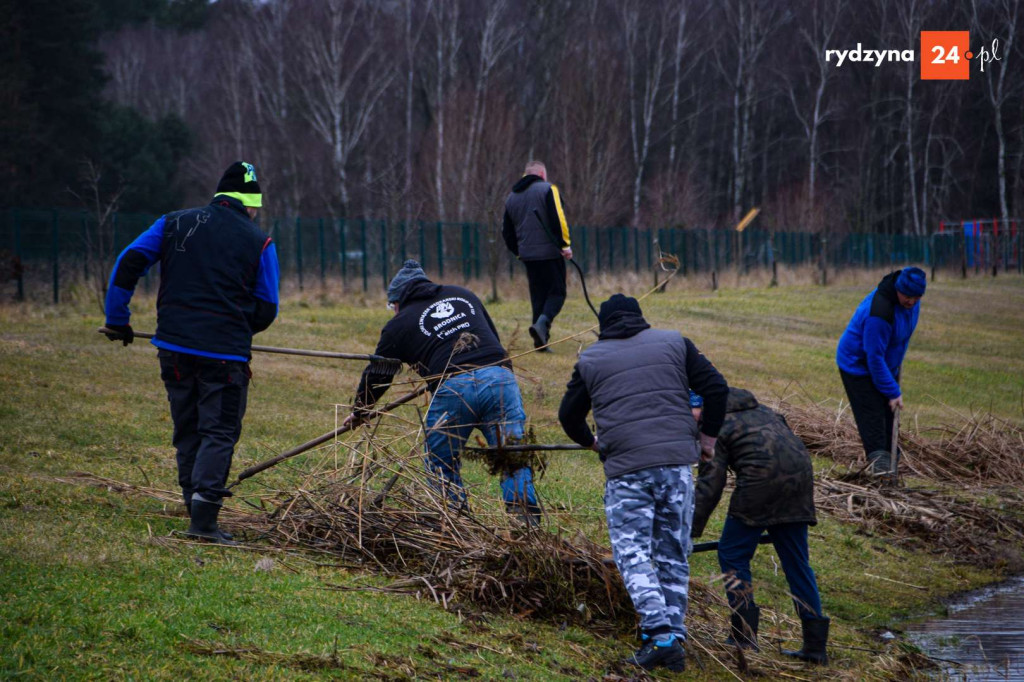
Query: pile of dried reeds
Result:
<box><xmin>815</xmin><ymin>474</ymin><xmax>1024</xmax><ymax>569</ymax></box>
<box><xmin>252</xmin><ymin>465</ymin><xmax>632</xmax><ymax>622</ymax></box>
<box><xmin>776</xmin><ymin>400</ymin><xmax>1024</xmax><ymax>484</ymax></box>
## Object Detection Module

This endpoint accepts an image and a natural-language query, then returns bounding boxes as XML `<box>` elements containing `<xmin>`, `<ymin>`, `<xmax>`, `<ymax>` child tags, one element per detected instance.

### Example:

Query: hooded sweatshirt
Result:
<box><xmin>354</xmin><ymin>280</ymin><xmax>510</xmax><ymax>409</ymax></box>
<box><xmin>502</xmin><ymin>174</ymin><xmax>571</xmax><ymax>260</ymax></box>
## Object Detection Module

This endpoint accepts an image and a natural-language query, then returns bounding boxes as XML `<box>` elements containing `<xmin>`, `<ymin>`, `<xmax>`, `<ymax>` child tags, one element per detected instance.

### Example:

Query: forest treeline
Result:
<box><xmin>3</xmin><ymin>0</ymin><xmax>1021</xmax><ymax>234</ymax></box>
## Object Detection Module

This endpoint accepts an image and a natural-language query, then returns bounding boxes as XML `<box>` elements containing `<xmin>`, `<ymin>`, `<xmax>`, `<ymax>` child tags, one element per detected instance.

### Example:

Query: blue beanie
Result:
<box><xmin>387</xmin><ymin>259</ymin><xmax>429</xmax><ymax>303</ymax></box>
<box><xmin>895</xmin><ymin>267</ymin><xmax>927</xmax><ymax>298</ymax></box>
<box><xmin>688</xmin><ymin>390</ymin><xmax>704</xmax><ymax>408</ymax></box>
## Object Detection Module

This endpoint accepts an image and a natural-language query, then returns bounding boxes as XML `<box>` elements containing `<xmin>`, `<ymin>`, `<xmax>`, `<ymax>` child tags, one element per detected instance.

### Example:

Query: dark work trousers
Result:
<box><xmin>717</xmin><ymin>516</ymin><xmax>824</xmax><ymax>620</ymax></box>
<box><xmin>523</xmin><ymin>257</ymin><xmax>567</xmax><ymax>326</ymax></box>
<box><xmin>839</xmin><ymin>369</ymin><xmax>896</xmax><ymax>456</ymax></box>
<box><xmin>158</xmin><ymin>350</ymin><xmax>250</xmax><ymax>506</ymax></box>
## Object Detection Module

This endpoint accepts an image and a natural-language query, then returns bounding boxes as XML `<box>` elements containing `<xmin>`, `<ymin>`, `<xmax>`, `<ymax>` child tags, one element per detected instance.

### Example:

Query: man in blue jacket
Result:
<box><xmin>103</xmin><ymin>161</ymin><xmax>280</xmax><ymax>544</ymax></box>
<box><xmin>558</xmin><ymin>294</ymin><xmax>729</xmax><ymax>673</ymax></box>
<box><xmin>836</xmin><ymin>267</ymin><xmax>925</xmax><ymax>474</ymax></box>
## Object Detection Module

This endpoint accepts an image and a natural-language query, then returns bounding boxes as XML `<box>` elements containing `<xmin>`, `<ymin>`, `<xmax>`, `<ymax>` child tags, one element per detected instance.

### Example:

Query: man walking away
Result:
<box><xmin>349</xmin><ymin>260</ymin><xmax>540</xmax><ymax>523</ymax></box>
<box><xmin>104</xmin><ymin>161</ymin><xmax>280</xmax><ymax>545</ymax></box>
<box><xmin>691</xmin><ymin>387</ymin><xmax>828</xmax><ymax>664</ymax></box>
<box><xmin>836</xmin><ymin>267</ymin><xmax>926</xmax><ymax>474</ymax></box>
<box><xmin>502</xmin><ymin>160</ymin><xmax>572</xmax><ymax>351</ymax></box>
<box><xmin>558</xmin><ymin>294</ymin><xmax>729</xmax><ymax>672</ymax></box>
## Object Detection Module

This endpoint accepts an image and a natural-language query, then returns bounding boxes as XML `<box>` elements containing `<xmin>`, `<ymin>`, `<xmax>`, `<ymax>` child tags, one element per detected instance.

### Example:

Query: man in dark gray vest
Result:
<box><xmin>501</xmin><ymin>160</ymin><xmax>572</xmax><ymax>351</ymax></box>
<box><xmin>558</xmin><ymin>294</ymin><xmax>728</xmax><ymax>672</ymax></box>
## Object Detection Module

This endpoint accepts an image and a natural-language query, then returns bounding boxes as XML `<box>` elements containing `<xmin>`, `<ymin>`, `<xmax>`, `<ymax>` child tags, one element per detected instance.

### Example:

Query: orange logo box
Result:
<box><xmin>920</xmin><ymin>31</ymin><xmax>971</xmax><ymax>80</ymax></box>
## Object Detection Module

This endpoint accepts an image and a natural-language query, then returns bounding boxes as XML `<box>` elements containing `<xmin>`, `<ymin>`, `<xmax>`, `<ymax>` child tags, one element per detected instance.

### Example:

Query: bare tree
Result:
<box><xmin>454</xmin><ymin>0</ymin><xmax>515</xmax><ymax>221</ymax></box>
<box><xmin>784</xmin><ymin>0</ymin><xmax>843</xmax><ymax>210</ymax></box>
<box><xmin>401</xmin><ymin>0</ymin><xmax>432</xmax><ymax>222</ymax></box>
<box><xmin>429</xmin><ymin>0</ymin><xmax>460</xmax><ymax>222</ymax></box>
<box><xmin>294</xmin><ymin>0</ymin><xmax>396</xmax><ymax>214</ymax></box>
<box><xmin>620</xmin><ymin>1</ymin><xmax>669</xmax><ymax>227</ymax></box>
<box><xmin>973</xmin><ymin>0</ymin><xmax>1020</xmax><ymax>226</ymax></box>
<box><xmin>716</xmin><ymin>0</ymin><xmax>786</xmax><ymax>222</ymax></box>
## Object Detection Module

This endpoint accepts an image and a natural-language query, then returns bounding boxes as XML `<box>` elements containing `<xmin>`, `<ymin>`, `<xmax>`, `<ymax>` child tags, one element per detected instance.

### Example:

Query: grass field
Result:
<box><xmin>1</xmin><ymin>273</ymin><xmax>1022</xmax><ymax>680</ymax></box>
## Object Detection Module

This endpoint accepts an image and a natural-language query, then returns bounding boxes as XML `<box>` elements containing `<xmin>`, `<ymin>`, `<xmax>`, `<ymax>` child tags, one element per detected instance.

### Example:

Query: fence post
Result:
<box><xmin>340</xmin><ymin>218</ymin><xmax>348</xmax><ymax>286</ymax></box>
<box><xmin>1011</xmin><ymin>220</ymin><xmax>1019</xmax><ymax>274</ymax></box>
<box><xmin>13</xmin><ymin>209</ymin><xmax>23</xmax><ymax>301</ymax></box>
<box><xmin>295</xmin><ymin>217</ymin><xmax>304</xmax><ymax>292</ymax></box>
<box><xmin>929</xmin><ymin>233</ymin><xmax>936</xmax><ymax>282</ymax></box>
<box><xmin>819</xmin><ymin>232</ymin><xmax>828</xmax><ymax>286</ymax></box>
<box><xmin>993</xmin><ymin>219</ymin><xmax>1000</xmax><ymax>277</ymax></box>
<box><xmin>81</xmin><ymin>212</ymin><xmax>89</xmax><ymax>281</ymax></box>
<box><xmin>581</xmin><ymin>226</ymin><xmax>588</xmax><ymax>272</ymax></box>
<box><xmin>474</xmin><ymin>224</ymin><xmax>481</xmax><ymax>279</ymax></box>
<box><xmin>51</xmin><ymin>209</ymin><xmax>59</xmax><ymax>304</ymax></box>
<box><xmin>960</xmin><ymin>224</ymin><xmax>967</xmax><ymax>278</ymax></box>
<box><xmin>318</xmin><ymin>218</ymin><xmax>326</xmax><ymax>285</ymax></box>
<box><xmin>361</xmin><ymin>219</ymin><xmax>368</xmax><ymax>292</ymax></box>
<box><xmin>380</xmin><ymin>219</ymin><xmax>388</xmax><ymax>290</ymax></box>
<box><xmin>436</xmin><ymin>222</ymin><xmax>444</xmax><ymax>279</ymax></box>
<box><xmin>418</xmin><ymin>221</ymin><xmax>425</xmax><ymax>267</ymax></box>
<box><xmin>460</xmin><ymin>223</ymin><xmax>469</xmax><ymax>282</ymax></box>
<box><xmin>400</xmin><ymin>221</ymin><xmax>407</xmax><ymax>264</ymax></box>
<box><xmin>630</xmin><ymin>227</ymin><xmax>638</xmax><ymax>272</ymax></box>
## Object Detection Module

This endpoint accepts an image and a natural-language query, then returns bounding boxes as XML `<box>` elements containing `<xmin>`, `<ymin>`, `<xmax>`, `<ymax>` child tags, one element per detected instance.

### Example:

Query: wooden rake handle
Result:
<box><xmin>227</xmin><ymin>385</ymin><xmax>429</xmax><ymax>488</ymax></box>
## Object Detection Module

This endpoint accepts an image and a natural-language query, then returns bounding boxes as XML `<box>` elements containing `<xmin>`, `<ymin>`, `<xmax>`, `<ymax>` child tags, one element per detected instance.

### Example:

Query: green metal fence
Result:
<box><xmin>1</xmin><ymin>208</ymin><xmax>1021</xmax><ymax>303</ymax></box>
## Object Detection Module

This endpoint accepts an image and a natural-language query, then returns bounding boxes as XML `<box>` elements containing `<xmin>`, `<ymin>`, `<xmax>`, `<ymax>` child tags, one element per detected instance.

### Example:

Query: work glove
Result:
<box><xmin>699</xmin><ymin>433</ymin><xmax>717</xmax><ymax>462</ymax></box>
<box><xmin>104</xmin><ymin>324</ymin><xmax>134</xmax><ymax>346</ymax></box>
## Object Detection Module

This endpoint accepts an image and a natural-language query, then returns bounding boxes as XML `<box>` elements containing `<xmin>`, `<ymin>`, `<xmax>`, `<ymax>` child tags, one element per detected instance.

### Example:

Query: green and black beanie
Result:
<box><xmin>214</xmin><ymin>161</ymin><xmax>262</xmax><ymax>208</ymax></box>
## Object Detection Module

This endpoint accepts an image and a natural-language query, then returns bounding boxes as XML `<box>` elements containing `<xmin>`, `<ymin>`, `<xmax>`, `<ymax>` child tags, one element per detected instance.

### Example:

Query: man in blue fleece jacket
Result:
<box><xmin>103</xmin><ymin>161</ymin><xmax>280</xmax><ymax>544</ymax></box>
<box><xmin>836</xmin><ymin>267</ymin><xmax>926</xmax><ymax>474</ymax></box>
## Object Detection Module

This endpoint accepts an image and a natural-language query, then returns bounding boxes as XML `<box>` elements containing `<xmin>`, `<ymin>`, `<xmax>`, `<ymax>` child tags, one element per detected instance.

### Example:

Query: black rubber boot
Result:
<box><xmin>625</xmin><ymin>636</ymin><xmax>686</xmax><ymax>672</ymax></box>
<box><xmin>725</xmin><ymin>604</ymin><xmax>760</xmax><ymax>651</ymax></box>
<box><xmin>186</xmin><ymin>500</ymin><xmax>238</xmax><ymax>546</ymax></box>
<box><xmin>867</xmin><ymin>449</ymin><xmax>891</xmax><ymax>475</ymax></box>
<box><xmin>529</xmin><ymin>315</ymin><xmax>550</xmax><ymax>349</ymax></box>
<box><xmin>185</xmin><ymin>498</ymin><xmax>233</xmax><ymax>540</ymax></box>
<box><xmin>782</xmin><ymin>617</ymin><xmax>829</xmax><ymax>665</ymax></box>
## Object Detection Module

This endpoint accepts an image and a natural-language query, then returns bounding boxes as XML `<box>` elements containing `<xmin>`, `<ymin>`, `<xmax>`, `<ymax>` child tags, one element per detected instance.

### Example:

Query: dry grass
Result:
<box><xmin>774</xmin><ymin>398</ymin><xmax>1024</xmax><ymax>569</ymax></box>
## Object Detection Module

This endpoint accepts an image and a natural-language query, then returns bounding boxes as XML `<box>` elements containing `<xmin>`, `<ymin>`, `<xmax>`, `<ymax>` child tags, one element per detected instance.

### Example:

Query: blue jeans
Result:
<box><xmin>717</xmin><ymin>516</ymin><xmax>824</xmax><ymax>620</ymax></box>
<box><xmin>424</xmin><ymin>366</ymin><xmax>535</xmax><ymax>508</ymax></box>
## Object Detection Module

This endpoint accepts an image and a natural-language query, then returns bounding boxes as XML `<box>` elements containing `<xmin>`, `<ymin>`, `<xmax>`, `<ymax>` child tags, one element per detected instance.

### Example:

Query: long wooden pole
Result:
<box><xmin>228</xmin><ymin>385</ymin><xmax>429</xmax><ymax>488</ymax></box>
<box><xmin>97</xmin><ymin>328</ymin><xmax>401</xmax><ymax>366</ymax></box>
<box><xmin>464</xmin><ymin>443</ymin><xmax>586</xmax><ymax>454</ymax></box>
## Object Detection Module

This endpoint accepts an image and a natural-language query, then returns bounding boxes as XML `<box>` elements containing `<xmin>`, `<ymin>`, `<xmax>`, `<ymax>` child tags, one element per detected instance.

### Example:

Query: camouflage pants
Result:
<box><xmin>605</xmin><ymin>465</ymin><xmax>694</xmax><ymax>639</ymax></box>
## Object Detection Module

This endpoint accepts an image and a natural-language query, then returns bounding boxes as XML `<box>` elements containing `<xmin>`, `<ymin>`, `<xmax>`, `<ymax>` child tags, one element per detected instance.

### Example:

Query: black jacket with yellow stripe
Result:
<box><xmin>502</xmin><ymin>174</ymin><xmax>570</xmax><ymax>261</ymax></box>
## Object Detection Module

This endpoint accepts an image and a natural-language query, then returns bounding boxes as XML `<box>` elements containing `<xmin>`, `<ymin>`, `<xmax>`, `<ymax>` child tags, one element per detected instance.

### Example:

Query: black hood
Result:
<box><xmin>725</xmin><ymin>387</ymin><xmax>759</xmax><ymax>413</ymax></box>
<box><xmin>398</xmin><ymin>279</ymin><xmax>442</xmax><ymax>306</ymax></box>
<box><xmin>598</xmin><ymin>311</ymin><xmax>651</xmax><ymax>340</ymax></box>
<box><xmin>512</xmin><ymin>174</ymin><xmax>544</xmax><ymax>193</ymax></box>
<box><xmin>876</xmin><ymin>270</ymin><xmax>901</xmax><ymax>302</ymax></box>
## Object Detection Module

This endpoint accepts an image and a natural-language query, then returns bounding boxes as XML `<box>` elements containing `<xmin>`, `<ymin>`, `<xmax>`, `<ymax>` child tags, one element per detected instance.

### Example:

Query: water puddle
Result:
<box><xmin>906</xmin><ymin>576</ymin><xmax>1024</xmax><ymax>680</ymax></box>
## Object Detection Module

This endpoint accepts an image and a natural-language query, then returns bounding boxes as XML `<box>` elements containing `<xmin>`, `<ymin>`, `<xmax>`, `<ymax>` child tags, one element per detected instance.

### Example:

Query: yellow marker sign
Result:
<box><xmin>735</xmin><ymin>207</ymin><xmax>760</xmax><ymax>233</ymax></box>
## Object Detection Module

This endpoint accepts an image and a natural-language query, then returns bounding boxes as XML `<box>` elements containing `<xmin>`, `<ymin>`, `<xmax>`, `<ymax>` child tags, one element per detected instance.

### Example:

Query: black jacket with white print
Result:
<box><xmin>354</xmin><ymin>280</ymin><xmax>511</xmax><ymax>410</ymax></box>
